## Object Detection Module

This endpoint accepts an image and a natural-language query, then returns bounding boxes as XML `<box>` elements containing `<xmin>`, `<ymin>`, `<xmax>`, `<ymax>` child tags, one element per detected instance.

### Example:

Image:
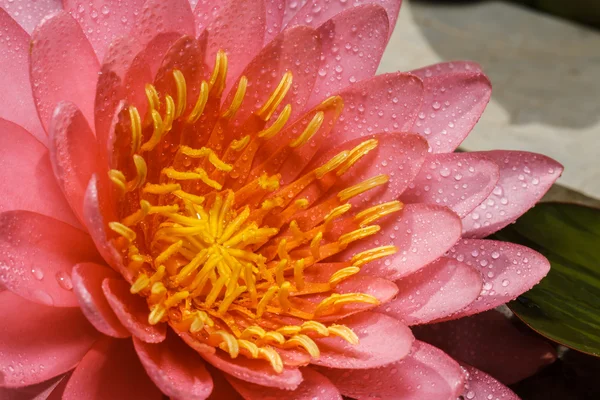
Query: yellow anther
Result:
<box><xmin>277</xmin><ymin>325</ymin><xmax>302</xmax><ymax>336</ymax></box>
<box><xmin>151</xmin><ymin>281</ymin><xmax>167</xmax><ymax>296</ymax></box>
<box><xmin>278</xmin><ymin>281</ymin><xmax>292</xmax><ymax>312</ymax></box>
<box><xmin>258</xmin><ymin>347</ymin><xmax>283</xmax><ymax>373</ymax></box>
<box><xmin>187</xmin><ymin>81</ymin><xmax>209</xmax><ymax>124</ymax></box>
<box><xmin>127</xmin><ymin>154</ymin><xmax>148</xmax><ymax>191</ymax></box>
<box><xmin>355</xmin><ymin>200</ymin><xmax>404</xmax><ymax>226</ymax></box>
<box><xmin>173</xmin><ymin>69</ymin><xmax>187</xmax><ymax>118</ymax></box>
<box><xmin>154</xmin><ymin>240</ymin><xmax>183</xmax><ymax>267</ymax></box>
<box><xmin>209</xmin><ymin>194</ymin><xmax>223</xmax><ymax>238</ymax></box>
<box><xmin>163</xmin><ymin>95</ymin><xmax>175</xmax><ymax>132</ymax></box>
<box><xmin>256</xmin><ymin>286</ymin><xmax>278</xmax><ymax>317</ymax></box>
<box><xmin>301</xmin><ymin>321</ymin><xmax>329</xmax><ymax>337</ymax></box>
<box><xmin>173</xmin><ymin>190</ymin><xmax>205</xmax><ymax>204</ymax></box>
<box><xmin>314</xmin><ymin>150</ymin><xmax>350</xmax><ymax>179</ymax></box>
<box><xmin>164</xmin><ymin>290</ymin><xmax>189</xmax><ymax>308</ymax></box>
<box><xmin>258</xmin><ymin>173</ymin><xmax>281</xmax><ymax>191</ymax></box>
<box><xmin>140</xmin><ymin>110</ymin><xmax>165</xmax><ymax>152</ymax></box>
<box><xmin>261</xmin><ymin>198</ymin><xmax>282</xmax><ymax>211</ymax></box>
<box><xmin>230</xmin><ymin>134</ymin><xmax>250</xmax><ymax>151</ymax></box>
<box><xmin>130</xmin><ymin>273</ymin><xmax>150</xmax><ymax>294</ymax></box>
<box><xmin>329</xmin><ymin>266</ymin><xmax>360</xmax><ymax>286</ymax></box>
<box><xmin>295</xmin><ymin>199</ymin><xmax>309</xmax><ymax>209</ymax></box>
<box><xmin>143</xmin><ymin>183</ymin><xmax>181</xmax><ymax>195</ymax></box>
<box><xmin>204</xmin><ymin>274</ymin><xmax>227</xmax><ymax>308</ymax></box>
<box><xmin>209</xmin><ymin>50</ymin><xmax>228</xmax><ymax>97</ymax></box>
<box><xmin>174</xmin><ymin>249</ymin><xmax>209</xmax><ymax>283</ymax></box>
<box><xmin>339</xmin><ymin>225</ymin><xmax>380</xmax><ymax>246</ymax></box>
<box><xmin>209</xmin><ymin>330</ymin><xmax>239</xmax><ymax>358</ymax></box>
<box><xmin>148</xmin><ymin>304</ymin><xmax>166</xmax><ymax>325</ymax></box>
<box><xmin>218</xmin><ymin>285</ymin><xmax>247</xmax><ymax>315</ymax></box>
<box><xmin>180</xmin><ymin>146</ymin><xmax>233</xmax><ymax>172</ymax></box>
<box><xmin>310</xmin><ymin>232</ymin><xmax>323</xmax><ymax>260</ymax></box>
<box><xmin>128</xmin><ymin>106</ymin><xmax>142</xmax><ymax>155</ymax></box>
<box><xmin>314</xmin><ymin>293</ymin><xmax>379</xmax><ymax>316</ymax></box>
<box><xmin>274</xmin><ymin>259</ymin><xmax>288</xmax><ymax>286</ymax></box>
<box><xmin>237</xmin><ymin>339</ymin><xmax>259</xmax><ymax>358</ymax></box>
<box><xmin>324</xmin><ymin>204</ymin><xmax>352</xmax><ymax>224</ymax></box>
<box><xmin>188</xmin><ymin>254</ymin><xmax>222</xmax><ymax>293</ymax></box>
<box><xmin>263</xmin><ymin>331</ymin><xmax>285</xmax><ymax>345</ymax></box>
<box><xmin>222</xmin><ymin>76</ymin><xmax>247</xmax><ymax>119</ymax></box>
<box><xmin>328</xmin><ymin>324</ymin><xmax>359</xmax><ymax>345</ymax></box>
<box><xmin>219</xmin><ymin>206</ymin><xmax>250</xmax><ymax>244</ymax></box>
<box><xmin>145</xmin><ymin>83</ymin><xmax>160</xmax><ymax>112</ymax></box>
<box><xmin>338</xmin><ymin>174</ymin><xmax>389</xmax><ymax>202</ymax></box>
<box><xmin>289</xmin><ymin>111</ymin><xmax>324</xmax><ymax>148</ymax></box>
<box><xmin>128</xmin><ymin>254</ymin><xmax>146</xmax><ymax>273</ymax></box>
<box><xmin>257</xmin><ymin>104</ymin><xmax>291</xmax><ymax>139</ymax></box>
<box><xmin>143</xmin><ymin>203</ymin><xmax>180</xmax><ymax>216</ymax></box>
<box><xmin>108</xmin><ymin>169</ymin><xmax>126</xmax><ymax>192</ymax></box>
<box><xmin>241</xmin><ymin>325</ymin><xmax>267</xmax><ymax>340</ymax></box>
<box><xmin>337</xmin><ymin>139</ymin><xmax>379</xmax><ymax>176</ymax></box>
<box><xmin>293</xmin><ymin>259</ymin><xmax>305</xmax><ymax>290</ymax></box>
<box><xmin>149</xmin><ymin>265</ymin><xmax>166</xmax><ymax>285</ymax></box>
<box><xmin>289</xmin><ymin>220</ymin><xmax>304</xmax><ymax>239</ymax></box>
<box><xmin>284</xmin><ymin>334</ymin><xmax>320</xmax><ymax>358</ymax></box>
<box><xmin>256</xmin><ymin>71</ymin><xmax>293</xmax><ymax>121</ymax></box>
<box><xmin>162</xmin><ymin>167</ymin><xmax>223</xmax><ymax>190</ymax></box>
<box><xmin>121</xmin><ymin>208</ymin><xmax>147</xmax><ymax>227</ymax></box>
<box><xmin>108</xmin><ymin>221</ymin><xmax>136</xmax><ymax>241</ymax></box>
<box><xmin>277</xmin><ymin>239</ymin><xmax>290</xmax><ymax>261</ymax></box>
<box><xmin>350</xmin><ymin>245</ymin><xmax>398</xmax><ymax>267</ymax></box>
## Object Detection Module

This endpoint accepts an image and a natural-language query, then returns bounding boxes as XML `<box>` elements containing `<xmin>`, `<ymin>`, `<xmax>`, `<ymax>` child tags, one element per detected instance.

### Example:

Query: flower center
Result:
<box><xmin>106</xmin><ymin>50</ymin><xmax>403</xmax><ymax>372</ymax></box>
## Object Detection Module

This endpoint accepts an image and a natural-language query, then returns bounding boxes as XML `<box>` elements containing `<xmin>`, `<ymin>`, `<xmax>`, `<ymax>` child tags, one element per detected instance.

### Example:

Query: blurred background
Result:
<box><xmin>378</xmin><ymin>1</ymin><xmax>600</xmax><ymax>398</ymax></box>
<box><xmin>379</xmin><ymin>0</ymin><xmax>600</xmax><ymax>207</ymax></box>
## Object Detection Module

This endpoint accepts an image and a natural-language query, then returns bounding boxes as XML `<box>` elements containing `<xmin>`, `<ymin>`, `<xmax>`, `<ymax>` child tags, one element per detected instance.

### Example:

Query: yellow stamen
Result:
<box><xmin>351</xmin><ymin>245</ymin><xmax>398</xmax><ymax>267</ymax></box>
<box><xmin>314</xmin><ymin>150</ymin><xmax>349</xmax><ymax>179</ymax></box>
<box><xmin>145</xmin><ymin>84</ymin><xmax>160</xmax><ymax>112</ymax></box>
<box><xmin>339</xmin><ymin>225</ymin><xmax>380</xmax><ymax>246</ymax></box>
<box><xmin>187</xmin><ymin>81</ymin><xmax>209</xmax><ymax>124</ymax></box>
<box><xmin>289</xmin><ymin>111</ymin><xmax>324</xmax><ymax>148</ymax></box>
<box><xmin>140</xmin><ymin>110</ymin><xmax>165</xmax><ymax>152</ymax></box>
<box><xmin>143</xmin><ymin>183</ymin><xmax>181</xmax><ymax>195</ymax></box>
<box><xmin>338</xmin><ymin>174</ymin><xmax>389</xmax><ymax>202</ymax></box>
<box><xmin>128</xmin><ymin>106</ymin><xmax>142</xmax><ymax>155</ymax></box>
<box><xmin>256</xmin><ymin>71</ymin><xmax>293</xmax><ymax>121</ymax></box>
<box><xmin>337</xmin><ymin>139</ymin><xmax>379</xmax><ymax>175</ymax></box>
<box><xmin>258</xmin><ymin>104</ymin><xmax>291</xmax><ymax>139</ymax></box>
<box><xmin>126</xmin><ymin>155</ymin><xmax>148</xmax><ymax>191</ymax></box>
<box><xmin>329</xmin><ymin>266</ymin><xmax>360</xmax><ymax>286</ymax></box>
<box><xmin>293</xmin><ymin>259</ymin><xmax>305</xmax><ymax>290</ymax></box>
<box><xmin>256</xmin><ymin>286</ymin><xmax>278</xmax><ymax>317</ymax></box>
<box><xmin>163</xmin><ymin>95</ymin><xmax>175</xmax><ymax>132</ymax></box>
<box><xmin>278</xmin><ymin>281</ymin><xmax>292</xmax><ymax>312</ymax></box>
<box><xmin>355</xmin><ymin>200</ymin><xmax>404</xmax><ymax>226</ymax></box>
<box><xmin>284</xmin><ymin>334</ymin><xmax>320</xmax><ymax>358</ymax></box>
<box><xmin>180</xmin><ymin>146</ymin><xmax>233</xmax><ymax>172</ymax></box>
<box><xmin>230</xmin><ymin>134</ymin><xmax>250</xmax><ymax>151</ymax></box>
<box><xmin>173</xmin><ymin>69</ymin><xmax>187</xmax><ymax>118</ymax></box>
<box><xmin>108</xmin><ymin>222</ymin><xmax>136</xmax><ymax>241</ymax></box>
<box><xmin>221</xmin><ymin>76</ymin><xmax>247</xmax><ymax>119</ymax></box>
<box><xmin>310</xmin><ymin>232</ymin><xmax>323</xmax><ymax>260</ymax></box>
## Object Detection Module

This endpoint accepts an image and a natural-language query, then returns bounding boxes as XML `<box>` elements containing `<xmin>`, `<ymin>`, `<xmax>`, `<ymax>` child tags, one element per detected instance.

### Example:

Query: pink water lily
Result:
<box><xmin>0</xmin><ymin>1</ymin><xmax>561</xmax><ymax>399</ymax></box>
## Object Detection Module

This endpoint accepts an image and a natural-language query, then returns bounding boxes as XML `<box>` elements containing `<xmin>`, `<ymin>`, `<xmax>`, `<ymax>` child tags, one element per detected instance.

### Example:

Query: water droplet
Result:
<box><xmin>56</xmin><ymin>271</ymin><xmax>73</xmax><ymax>291</ymax></box>
<box><xmin>31</xmin><ymin>267</ymin><xmax>44</xmax><ymax>280</ymax></box>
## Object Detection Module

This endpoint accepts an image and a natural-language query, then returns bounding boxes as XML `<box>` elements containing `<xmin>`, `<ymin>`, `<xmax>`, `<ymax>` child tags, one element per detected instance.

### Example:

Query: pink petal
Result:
<box><xmin>228</xmin><ymin>367</ymin><xmax>342</xmax><ymax>400</ymax></box>
<box><xmin>223</xmin><ymin>25</ymin><xmax>321</xmax><ymax>126</ymax></box>
<box><xmin>326</xmin><ymin>72</ymin><xmax>423</xmax><ymax>149</ymax></box>
<box><xmin>63</xmin><ymin>338</ymin><xmax>163</xmax><ymax>400</ymax></box>
<box><xmin>63</xmin><ymin>0</ymin><xmax>146</xmax><ymax>61</ymax></box>
<box><xmin>0</xmin><ymin>118</ymin><xmax>80</xmax><ymax>227</ymax></box>
<box><xmin>308</xmin><ymin>5</ymin><xmax>389</xmax><ymax>107</ymax></box>
<box><xmin>411</xmin><ymin>71</ymin><xmax>491</xmax><ymax>153</ymax></box>
<box><xmin>0</xmin><ymin>291</ymin><xmax>98</xmax><ymax>387</ymax></box>
<box><xmin>194</xmin><ymin>0</ymin><xmax>266</xmax><ymax>87</ymax></box>
<box><xmin>82</xmin><ymin>175</ymin><xmax>125</xmax><ymax>275</ymax></box>
<box><xmin>206</xmin><ymin>366</ymin><xmax>243</xmax><ymax>400</ymax></box>
<box><xmin>402</xmin><ymin>153</ymin><xmax>500</xmax><ymax>218</ymax></box>
<box><xmin>264</xmin><ymin>0</ymin><xmax>285</xmax><ymax>44</ymax></box>
<box><xmin>286</xmin><ymin>0</ymin><xmax>402</xmax><ymax>39</ymax></box>
<box><xmin>316</xmin><ymin>340</ymin><xmax>465</xmax><ymax>399</ymax></box>
<box><xmin>0</xmin><ymin>10</ymin><xmax>46</xmax><ymax>143</ymax></box>
<box><xmin>311</xmin><ymin>312</ymin><xmax>414</xmax><ymax>369</ymax></box>
<box><xmin>444</xmin><ymin>239</ymin><xmax>550</xmax><ymax>319</ymax></box>
<box><xmin>198</xmin><ymin>350</ymin><xmax>303</xmax><ymax>390</ymax></box>
<box><xmin>415</xmin><ymin>310</ymin><xmax>556</xmax><ymax>385</ymax></box>
<box><xmin>130</xmin><ymin>0</ymin><xmax>195</xmax><ymax>48</ymax></box>
<box><xmin>462</xmin><ymin>151</ymin><xmax>563</xmax><ymax>238</ymax></box>
<box><xmin>354</xmin><ymin>203</ymin><xmax>463</xmax><ymax>281</ymax></box>
<box><xmin>102</xmin><ymin>278</ymin><xmax>167</xmax><ymax>343</ymax></box>
<box><xmin>94</xmin><ymin>37</ymin><xmax>152</xmax><ymax>156</ymax></box>
<box><xmin>0</xmin><ymin>0</ymin><xmax>62</xmax><ymax>34</ymax></box>
<box><xmin>72</xmin><ymin>263</ymin><xmax>130</xmax><ymax>338</ymax></box>
<box><xmin>133</xmin><ymin>332</ymin><xmax>213</xmax><ymax>400</ymax></box>
<box><xmin>460</xmin><ymin>364</ymin><xmax>520</xmax><ymax>400</ymax></box>
<box><xmin>378</xmin><ymin>257</ymin><xmax>483</xmax><ymax>325</ymax></box>
<box><xmin>49</xmin><ymin>102</ymin><xmax>102</xmax><ymax>224</ymax></box>
<box><xmin>0</xmin><ymin>211</ymin><xmax>102</xmax><ymax>307</ymax></box>
<box><xmin>0</xmin><ymin>374</ymin><xmax>66</xmax><ymax>400</ymax></box>
<box><xmin>410</xmin><ymin>61</ymin><xmax>483</xmax><ymax>79</ymax></box>
<box><xmin>30</xmin><ymin>11</ymin><xmax>99</xmax><ymax>133</ymax></box>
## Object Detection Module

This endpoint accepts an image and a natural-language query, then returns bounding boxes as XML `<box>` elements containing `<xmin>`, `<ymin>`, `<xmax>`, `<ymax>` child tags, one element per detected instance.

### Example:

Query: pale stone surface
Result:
<box><xmin>379</xmin><ymin>0</ymin><xmax>600</xmax><ymax>199</ymax></box>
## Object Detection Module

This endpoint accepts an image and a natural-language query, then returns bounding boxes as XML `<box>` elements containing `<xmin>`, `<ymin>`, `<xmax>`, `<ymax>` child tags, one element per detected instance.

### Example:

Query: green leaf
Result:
<box><xmin>493</xmin><ymin>202</ymin><xmax>600</xmax><ymax>356</ymax></box>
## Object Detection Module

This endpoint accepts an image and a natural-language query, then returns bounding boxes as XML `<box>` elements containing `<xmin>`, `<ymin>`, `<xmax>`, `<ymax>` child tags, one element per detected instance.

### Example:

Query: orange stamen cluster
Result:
<box><xmin>107</xmin><ymin>50</ymin><xmax>403</xmax><ymax>372</ymax></box>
